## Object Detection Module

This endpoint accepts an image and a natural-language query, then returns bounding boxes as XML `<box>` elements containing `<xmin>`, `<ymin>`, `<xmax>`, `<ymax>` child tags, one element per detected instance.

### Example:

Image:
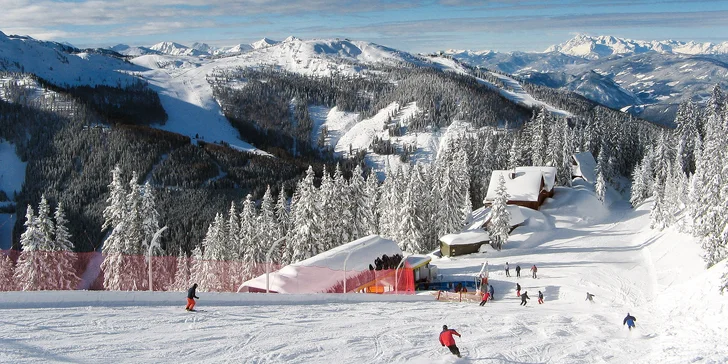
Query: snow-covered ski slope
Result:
<box><xmin>2</xmin><ymin>182</ymin><xmax>726</xmax><ymax>363</ymax></box>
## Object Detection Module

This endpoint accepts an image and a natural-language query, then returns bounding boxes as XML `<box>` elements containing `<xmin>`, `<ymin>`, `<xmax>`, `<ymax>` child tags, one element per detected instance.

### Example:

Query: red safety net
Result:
<box><xmin>0</xmin><ymin>250</ymin><xmax>279</xmax><ymax>292</ymax></box>
<box><xmin>0</xmin><ymin>250</ymin><xmax>416</xmax><ymax>294</ymax></box>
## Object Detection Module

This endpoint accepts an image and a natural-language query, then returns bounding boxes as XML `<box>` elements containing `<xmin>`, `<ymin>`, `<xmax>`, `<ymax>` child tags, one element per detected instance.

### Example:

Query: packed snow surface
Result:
<box><xmin>1</xmin><ymin>183</ymin><xmax>726</xmax><ymax>363</ymax></box>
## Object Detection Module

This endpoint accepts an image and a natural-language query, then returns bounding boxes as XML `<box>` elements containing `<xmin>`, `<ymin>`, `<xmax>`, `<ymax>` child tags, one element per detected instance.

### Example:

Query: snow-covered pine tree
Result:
<box><xmin>396</xmin><ymin>169</ymin><xmax>424</xmax><ymax>253</ymax></box>
<box><xmin>200</xmin><ymin>213</ymin><xmax>228</xmax><ymax>291</ymax></box>
<box><xmin>169</xmin><ymin>248</ymin><xmax>190</xmax><ymax>291</ymax></box>
<box><xmin>226</xmin><ymin>201</ymin><xmax>240</xmax><ymax>260</ymax></box>
<box><xmin>349</xmin><ymin>165</ymin><xmax>367</xmax><ymax>241</ymax></box>
<box><xmin>318</xmin><ymin>165</ymin><xmax>337</xmax><ymax>251</ymax></box>
<box><xmin>363</xmin><ymin>169</ymin><xmax>380</xmax><ymax>236</ymax></box>
<box><xmin>189</xmin><ymin>245</ymin><xmax>209</xmax><ymax>291</ymax></box>
<box><xmin>289</xmin><ymin>166</ymin><xmax>323</xmax><ymax>263</ymax></box>
<box><xmin>377</xmin><ymin>166</ymin><xmax>397</xmax><ymax>239</ymax></box>
<box><xmin>141</xmin><ymin>181</ymin><xmax>161</xmax><ymax>254</ymax></box>
<box><xmin>54</xmin><ymin>202</ymin><xmax>79</xmax><ymax>290</ymax></box>
<box><xmin>102</xmin><ymin>165</ymin><xmax>127</xmax><ymax>232</ymax></box>
<box><xmin>259</xmin><ymin>186</ymin><xmax>279</xmax><ymax>262</ymax></box>
<box><xmin>488</xmin><ymin>175</ymin><xmax>511</xmax><ymax>250</ymax></box>
<box><xmin>275</xmin><ymin>187</ymin><xmax>291</xmax><ymax>265</ymax></box>
<box><xmin>0</xmin><ymin>253</ymin><xmax>15</xmax><ymax>291</ymax></box>
<box><xmin>334</xmin><ymin>164</ymin><xmax>354</xmax><ymax>246</ymax></box>
<box><xmin>14</xmin><ymin>207</ymin><xmax>48</xmax><ymax>290</ymax></box>
<box><xmin>595</xmin><ymin>169</ymin><xmax>607</xmax><ymax>204</ymax></box>
<box><xmin>530</xmin><ymin>107</ymin><xmax>548</xmax><ymax>166</ymax></box>
<box><xmin>240</xmin><ymin>194</ymin><xmax>259</xmax><ymax>281</ymax></box>
<box><xmin>630</xmin><ymin>161</ymin><xmax>645</xmax><ymax>207</ymax></box>
<box><xmin>36</xmin><ymin>195</ymin><xmax>55</xmax><ymax>251</ymax></box>
<box><xmin>123</xmin><ymin>171</ymin><xmax>146</xmax><ymax>290</ymax></box>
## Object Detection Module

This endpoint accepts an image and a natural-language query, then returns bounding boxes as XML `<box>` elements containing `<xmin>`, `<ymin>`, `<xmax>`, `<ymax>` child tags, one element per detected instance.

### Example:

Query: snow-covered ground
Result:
<box><xmin>2</xmin><ymin>182</ymin><xmax>726</xmax><ymax>363</ymax></box>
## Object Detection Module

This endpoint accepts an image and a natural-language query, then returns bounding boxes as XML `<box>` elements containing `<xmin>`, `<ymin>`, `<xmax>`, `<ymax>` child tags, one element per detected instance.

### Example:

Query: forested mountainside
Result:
<box><xmin>1</xmin><ymin>33</ymin><xmax>665</xmax><ymax>256</ymax></box>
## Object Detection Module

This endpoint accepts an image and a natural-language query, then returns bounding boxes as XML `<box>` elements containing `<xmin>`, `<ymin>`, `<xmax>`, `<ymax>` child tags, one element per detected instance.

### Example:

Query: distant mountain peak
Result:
<box><xmin>251</xmin><ymin>37</ymin><xmax>278</xmax><ymax>49</ymax></box>
<box><xmin>545</xmin><ymin>34</ymin><xmax>728</xmax><ymax>59</ymax></box>
<box><xmin>284</xmin><ymin>36</ymin><xmax>301</xmax><ymax>43</ymax></box>
<box><xmin>149</xmin><ymin>41</ymin><xmax>206</xmax><ymax>56</ymax></box>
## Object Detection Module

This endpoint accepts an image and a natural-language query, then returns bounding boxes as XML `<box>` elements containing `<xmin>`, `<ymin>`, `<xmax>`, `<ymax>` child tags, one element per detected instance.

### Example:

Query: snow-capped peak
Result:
<box><xmin>149</xmin><ymin>41</ymin><xmax>206</xmax><ymax>56</ymax></box>
<box><xmin>545</xmin><ymin>34</ymin><xmax>728</xmax><ymax>59</ymax></box>
<box><xmin>251</xmin><ymin>37</ymin><xmax>278</xmax><ymax>49</ymax></box>
<box><xmin>284</xmin><ymin>36</ymin><xmax>301</xmax><ymax>43</ymax></box>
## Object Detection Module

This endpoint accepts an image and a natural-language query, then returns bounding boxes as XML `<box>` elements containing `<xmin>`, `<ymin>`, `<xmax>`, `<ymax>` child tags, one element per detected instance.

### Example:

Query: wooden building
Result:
<box><xmin>483</xmin><ymin>167</ymin><xmax>557</xmax><ymax>210</ymax></box>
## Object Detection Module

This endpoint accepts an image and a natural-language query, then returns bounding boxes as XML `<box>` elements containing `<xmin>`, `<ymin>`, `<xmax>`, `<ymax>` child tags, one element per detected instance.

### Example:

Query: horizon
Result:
<box><xmin>1</xmin><ymin>1</ymin><xmax>727</xmax><ymax>53</ymax></box>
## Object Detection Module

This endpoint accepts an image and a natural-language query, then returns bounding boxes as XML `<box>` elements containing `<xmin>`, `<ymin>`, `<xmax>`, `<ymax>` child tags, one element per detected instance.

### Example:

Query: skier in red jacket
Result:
<box><xmin>439</xmin><ymin>325</ymin><xmax>462</xmax><ymax>358</ymax></box>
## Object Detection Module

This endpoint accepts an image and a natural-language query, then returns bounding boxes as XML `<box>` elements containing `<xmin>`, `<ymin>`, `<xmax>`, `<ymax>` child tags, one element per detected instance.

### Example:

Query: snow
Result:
<box><xmin>572</xmin><ymin>151</ymin><xmax>597</xmax><ymax>183</ymax></box>
<box><xmin>241</xmin><ymin>235</ymin><xmax>402</xmax><ymax>294</ymax></box>
<box><xmin>1</xmin><ymin>186</ymin><xmax>727</xmax><ymax>363</ymax></box>
<box><xmin>439</xmin><ymin>229</ymin><xmax>490</xmax><ymax>246</ymax></box>
<box><xmin>484</xmin><ymin>167</ymin><xmax>557</xmax><ymax>203</ymax></box>
<box><xmin>467</xmin><ymin>205</ymin><xmax>527</xmax><ymax>230</ymax></box>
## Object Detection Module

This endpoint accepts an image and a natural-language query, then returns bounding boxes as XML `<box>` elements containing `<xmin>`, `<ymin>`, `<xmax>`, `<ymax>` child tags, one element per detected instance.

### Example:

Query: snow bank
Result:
<box><xmin>0</xmin><ymin>290</ymin><xmax>433</xmax><ymax>309</ymax></box>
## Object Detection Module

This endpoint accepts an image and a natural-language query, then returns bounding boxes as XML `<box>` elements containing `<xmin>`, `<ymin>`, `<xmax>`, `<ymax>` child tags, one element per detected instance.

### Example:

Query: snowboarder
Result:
<box><xmin>515</xmin><ymin>265</ymin><xmax>521</xmax><ymax>278</ymax></box>
<box><xmin>489</xmin><ymin>284</ymin><xmax>495</xmax><ymax>301</ymax></box>
<box><xmin>479</xmin><ymin>291</ymin><xmax>490</xmax><ymax>306</ymax></box>
<box><xmin>531</xmin><ymin>265</ymin><xmax>538</xmax><ymax>278</ymax></box>
<box><xmin>623</xmin><ymin>313</ymin><xmax>637</xmax><ymax>330</ymax></box>
<box><xmin>520</xmin><ymin>291</ymin><xmax>530</xmax><ymax>306</ymax></box>
<box><xmin>439</xmin><ymin>325</ymin><xmax>462</xmax><ymax>358</ymax></box>
<box><xmin>505</xmin><ymin>262</ymin><xmax>511</xmax><ymax>277</ymax></box>
<box><xmin>585</xmin><ymin>292</ymin><xmax>595</xmax><ymax>302</ymax></box>
<box><xmin>538</xmin><ymin>290</ymin><xmax>544</xmax><ymax>304</ymax></box>
<box><xmin>516</xmin><ymin>283</ymin><xmax>521</xmax><ymax>297</ymax></box>
<box><xmin>186</xmin><ymin>283</ymin><xmax>199</xmax><ymax>311</ymax></box>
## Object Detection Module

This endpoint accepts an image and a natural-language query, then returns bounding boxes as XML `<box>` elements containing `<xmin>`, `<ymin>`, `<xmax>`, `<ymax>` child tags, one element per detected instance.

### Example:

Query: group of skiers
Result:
<box><xmin>504</xmin><ymin>262</ymin><xmax>538</xmax><ymax>278</ymax></box>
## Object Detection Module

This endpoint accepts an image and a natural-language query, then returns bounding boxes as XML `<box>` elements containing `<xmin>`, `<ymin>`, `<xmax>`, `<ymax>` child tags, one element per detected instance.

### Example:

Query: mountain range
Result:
<box><xmin>444</xmin><ymin>34</ymin><xmax>728</xmax><ymax>124</ymax></box>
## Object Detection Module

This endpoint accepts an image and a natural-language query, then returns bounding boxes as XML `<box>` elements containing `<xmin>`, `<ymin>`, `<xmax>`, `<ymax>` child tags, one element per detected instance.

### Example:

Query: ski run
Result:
<box><xmin>2</xmin><ymin>184</ymin><xmax>727</xmax><ymax>363</ymax></box>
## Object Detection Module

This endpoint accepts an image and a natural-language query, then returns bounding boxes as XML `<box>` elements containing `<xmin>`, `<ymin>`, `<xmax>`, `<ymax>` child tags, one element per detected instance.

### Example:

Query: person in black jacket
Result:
<box><xmin>186</xmin><ymin>283</ymin><xmax>199</xmax><ymax>311</ymax></box>
<box><xmin>515</xmin><ymin>265</ymin><xmax>521</xmax><ymax>278</ymax></box>
<box><xmin>623</xmin><ymin>313</ymin><xmax>637</xmax><ymax>330</ymax></box>
<box><xmin>520</xmin><ymin>291</ymin><xmax>530</xmax><ymax>306</ymax></box>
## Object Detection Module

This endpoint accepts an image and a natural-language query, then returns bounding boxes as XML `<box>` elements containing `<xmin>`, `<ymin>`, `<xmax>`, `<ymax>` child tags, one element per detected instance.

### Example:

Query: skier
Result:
<box><xmin>538</xmin><ymin>290</ymin><xmax>544</xmax><ymax>304</ymax></box>
<box><xmin>520</xmin><ymin>291</ymin><xmax>530</xmax><ymax>306</ymax></box>
<box><xmin>505</xmin><ymin>262</ymin><xmax>511</xmax><ymax>277</ymax></box>
<box><xmin>479</xmin><ymin>291</ymin><xmax>490</xmax><ymax>306</ymax></box>
<box><xmin>489</xmin><ymin>284</ymin><xmax>495</xmax><ymax>301</ymax></box>
<box><xmin>515</xmin><ymin>265</ymin><xmax>521</xmax><ymax>278</ymax></box>
<box><xmin>186</xmin><ymin>283</ymin><xmax>199</xmax><ymax>311</ymax></box>
<box><xmin>516</xmin><ymin>283</ymin><xmax>521</xmax><ymax>297</ymax></box>
<box><xmin>531</xmin><ymin>265</ymin><xmax>538</xmax><ymax>279</ymax></box>
<box><xmin>623</xmin><ymin>313</ymin><xmax>637</xmax><ymax>331</ymax></box>
<box><xmin>585</xmin><ymin>292</ymin><xmax>595</xmax><ymax>302</ymax></box>
<box><xmin>439</xmin><ymin>325</ymin><xmax>462</xmax><ymax>358</ymax></box>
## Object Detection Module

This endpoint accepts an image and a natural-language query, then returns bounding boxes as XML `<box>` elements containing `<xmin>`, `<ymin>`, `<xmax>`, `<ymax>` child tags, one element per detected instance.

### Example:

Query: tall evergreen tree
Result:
<box><xmin>53</xmin><ymin>202</ymin><xmax>79</xmax><ymax>290</ymax></box>
<box><xmin>488</xmin><ymin>175</ymin><xmax>511</xmax><ymax>250</ymax></box>
<box><xmin>14</xmin><ymin>207</ymin><xmax>47</xmax><ymax>290</ymax></box>
<box><xmin>289</xmin><ymin>166</ymin><xmax>323</xmax><ymax>263</ymax></box>
<box><xmin>0</xmin><ymin>254</ymin><xmax>15</xmax><ymax>291</ymax></box>
<box><xmin>169</xmin><ymin>249</ymin><xmax>190</xmax><ymax>291</ymax></box>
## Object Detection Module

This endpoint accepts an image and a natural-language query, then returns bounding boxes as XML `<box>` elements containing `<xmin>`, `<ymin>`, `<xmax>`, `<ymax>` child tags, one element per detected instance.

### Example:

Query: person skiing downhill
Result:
<box><xmin>505</xmin><ymin>262</ymin><xmax>511</xmax><ymax>277</ymax></box>
<box><xmin>623</xmin><ymin>313</ymin><xmax>637</xmax><ymax>330</ymax></box>
<box><xmin>515</xmin><ymin>265</ymin><xmax>521</xmax><ymax>278</ymax></box>
<box><xmin>516</xmin><ymin>283</ymin><xmax>521</xmax><ymax>297</ymax></box>
<box><xmin>489</xmin><ymin>284</ymin><xmax>495</xmax><ymax>301</ymax></box>
<box><xmin>186</xmin><ymin>283</ymin><xmax>199</xmax><ymax>311</ymax></box>
<box><xmin>538</xmin><ymin>290</ymin><xmax>544</xmax><ymax>304</ymax></box>
<box><xmin>531</xmin><ymin>265</ymin><xmax>538</xmax><ymax>279</ymax></box>
<box><xmin>479</xmin><ymin>291</ymin><xmax>490</xmax><ymax>306</ymax></box>
<box><xmin>439</xmin><ymin>325</ymin><xmax>462</xmax><ymax>358</ymax></box>
<box><xmin>585</xmin><ymin>292</ymin><xmax>595</xmax><ymax>302</ymax></box>
<box><xmin>520</xmin><ymin>291</ymin><xmax>530</xmax><ymax>306</ymax></box>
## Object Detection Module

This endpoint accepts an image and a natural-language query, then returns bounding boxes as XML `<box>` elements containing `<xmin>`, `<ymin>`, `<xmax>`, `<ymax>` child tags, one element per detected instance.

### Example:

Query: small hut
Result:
<box><xmin>484</xmin><ymin>167</ymin><xmax>557</xmax><ymax>210</ymax></box>
<box><xmin>439</xmin><ymin>229</ymin><xmax>491</xmax><ymax>257</ymax></box>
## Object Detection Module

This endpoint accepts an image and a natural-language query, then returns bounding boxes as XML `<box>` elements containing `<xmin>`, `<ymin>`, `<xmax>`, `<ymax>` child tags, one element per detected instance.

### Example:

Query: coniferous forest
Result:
<box><xmin>2</xmin><ymin>60</ymin><xmax>727</xmax><ymax>290</ymax></box>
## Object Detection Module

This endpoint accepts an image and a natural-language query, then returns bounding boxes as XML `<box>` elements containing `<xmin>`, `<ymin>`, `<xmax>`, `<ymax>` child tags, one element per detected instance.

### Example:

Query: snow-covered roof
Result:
<box><xmin>468</xmin><ymin>205</ymin><xmax>527</xmax><ymax>230</ymax></box>
<box><xmin>241</xmin><ymin>235</ymin><xmax>402</xmax><ymax>294</ymax></box>
<box><xmin>404</xmin><ymin>255</ymin><xmax>432</xmax><ymax>269</ymax></box>
<box><xmin>484</xmin><ymin>167</ymin><xmax>557</xmax><ymax>203</ymax></box>
<box><xmin>572</xmin><ymin>151</ymin><xmax>597</xmax><ymax>183</ymax></box>
<box><xmin>440</xmin><ymin>229</ymin><xmax>490</xmax><ymax>246</ymax></box>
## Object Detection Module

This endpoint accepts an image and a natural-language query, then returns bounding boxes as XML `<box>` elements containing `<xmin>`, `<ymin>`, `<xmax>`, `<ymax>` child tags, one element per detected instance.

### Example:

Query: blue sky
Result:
<box><xmin>1</xmin><ymin>0</ymin><xmax>727</xmax><ymax>52</ymax></box>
